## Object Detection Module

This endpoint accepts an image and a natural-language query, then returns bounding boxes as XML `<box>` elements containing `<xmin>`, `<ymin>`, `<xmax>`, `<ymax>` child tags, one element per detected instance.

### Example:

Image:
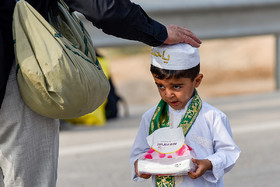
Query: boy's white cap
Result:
<box><xmin>151</xmin><ymin>43</ymin><xmax>200</xmax><ymax>70</ymax></box>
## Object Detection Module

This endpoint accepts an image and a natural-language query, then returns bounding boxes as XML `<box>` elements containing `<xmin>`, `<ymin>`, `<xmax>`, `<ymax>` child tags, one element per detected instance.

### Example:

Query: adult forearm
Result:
<box><xmin>64</xmin><ymin>0</ymin><xmax>167</xmax><ymax>46</ymax></box>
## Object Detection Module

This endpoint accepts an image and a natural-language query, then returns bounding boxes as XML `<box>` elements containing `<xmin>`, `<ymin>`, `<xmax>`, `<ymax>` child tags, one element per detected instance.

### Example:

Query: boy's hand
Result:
<box><xmin>188</xmin><ymin>158</ymin><xmax>213</xmax><ymax>179</ymax></box>
<box><xmin>134</xmin><ymin>160</ymin><xmax>152</xmax><ymax>179</ymax></box>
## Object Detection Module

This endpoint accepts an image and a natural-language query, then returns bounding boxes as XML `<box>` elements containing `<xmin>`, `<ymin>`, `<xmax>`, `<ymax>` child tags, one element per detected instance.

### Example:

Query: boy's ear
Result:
<box><xmin>194</xmin><ymin>74</ymin><xmax>203</xmax><ymax>88</ymax></box>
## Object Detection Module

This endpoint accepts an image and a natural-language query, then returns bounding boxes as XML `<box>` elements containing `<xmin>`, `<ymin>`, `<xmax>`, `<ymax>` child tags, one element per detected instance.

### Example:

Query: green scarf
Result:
<box><xmin>149</xmin><ymin>90</ymin><xmax>202</xmax><ymax>187</ymax></box>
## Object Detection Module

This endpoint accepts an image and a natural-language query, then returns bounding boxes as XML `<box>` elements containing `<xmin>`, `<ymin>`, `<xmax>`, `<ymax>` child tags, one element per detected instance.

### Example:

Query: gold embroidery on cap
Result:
<box><xmin>162</xmin><ymin>51</ymin><xmax>170</xmax><ymax>60</ymax></box>
<box><xmin>152</xmin><ymin>51</ymin><xmax>162</xmax><ymax>57</ymax></box>
<box><xmin>152</xmin><ymin>50</ymin><xmax>170</xmax><ymax>64</ymax></box>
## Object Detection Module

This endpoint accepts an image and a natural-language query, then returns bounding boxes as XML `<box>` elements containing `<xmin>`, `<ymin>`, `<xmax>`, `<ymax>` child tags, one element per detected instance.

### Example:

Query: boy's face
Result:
<box><xmin>153</xmin><ymin>74</ymin><xmax>203</xmax><ymax>110</ymax></box>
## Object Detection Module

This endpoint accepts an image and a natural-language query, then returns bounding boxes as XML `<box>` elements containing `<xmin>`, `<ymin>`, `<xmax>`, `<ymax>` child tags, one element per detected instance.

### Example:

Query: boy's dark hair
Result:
<box><xmin>150</xmin><ymin>64</ymin><xmax>200</xmax><ymax>81</ymax></box>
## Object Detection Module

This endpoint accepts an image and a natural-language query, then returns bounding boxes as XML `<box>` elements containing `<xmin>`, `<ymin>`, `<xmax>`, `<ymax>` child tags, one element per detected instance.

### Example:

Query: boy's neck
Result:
<box><xmin>169</xmin><ymin>100</ymin><xmax>189</xmax><ymax>112</ymax></box>
<box><xmin>168</xmin><ymin>90</ymin><xmax>196</xmax><ymax>111</ymax></box>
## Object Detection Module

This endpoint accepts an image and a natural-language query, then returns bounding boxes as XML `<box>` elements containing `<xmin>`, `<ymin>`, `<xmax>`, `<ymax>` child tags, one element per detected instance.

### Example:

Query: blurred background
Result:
<box><xmin>58</xmin><ymin>0</ymin><xmax>280</xmax><ymax>186</ymax></box>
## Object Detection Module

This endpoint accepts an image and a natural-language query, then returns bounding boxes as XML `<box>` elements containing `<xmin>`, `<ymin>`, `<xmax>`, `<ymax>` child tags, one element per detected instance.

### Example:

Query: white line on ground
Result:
<box><xmin>60</xmin><ymin>120</ymin><xmax>280</xmax><ymax>156</ymax></box>
<box><xmin>231</xmin><ymin>121</ymin><xmax>280</xmax><ymax>134</ymax></box>
<box><xmin>59</xmin><ymin>139</ymin><xmax>135</xmax><ymax>156</ymax></box>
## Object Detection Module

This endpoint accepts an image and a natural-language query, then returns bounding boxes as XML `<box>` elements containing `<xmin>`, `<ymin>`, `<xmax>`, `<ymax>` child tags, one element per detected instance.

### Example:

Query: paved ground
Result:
<box><xmin>57</xmin><ymin>91</ymin><xmax>280</xmax><ymax>187</ymax></box>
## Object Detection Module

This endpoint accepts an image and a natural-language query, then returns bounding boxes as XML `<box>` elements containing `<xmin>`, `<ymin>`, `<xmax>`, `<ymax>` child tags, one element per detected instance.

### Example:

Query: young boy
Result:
<box><xmin>130</xmin><ymin>43</ymin><xmax>240</xmax><ymax>187</ymax></box>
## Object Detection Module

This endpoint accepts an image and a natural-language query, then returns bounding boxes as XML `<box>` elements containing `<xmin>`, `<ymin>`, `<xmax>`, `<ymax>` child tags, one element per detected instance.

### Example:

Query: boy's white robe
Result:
<box><xmin>130</xmin><ymin>98</ymin><xmax>241</xmax><ymax>187</ymax></box>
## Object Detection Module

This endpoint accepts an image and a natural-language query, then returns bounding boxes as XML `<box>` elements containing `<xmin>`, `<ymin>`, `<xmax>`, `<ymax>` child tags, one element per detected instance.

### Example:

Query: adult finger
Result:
<box><xmin>182</xmin><ymin>28</ymin><xmax>202</xmax><ymax>45</ymax></box>
<box><xmin>164</xmin><ymin>25</ymin><xmax>202</xmax><ymax>47</ymax></box>
<box><xmin>177</xmin><ymin>26</ymin><xmax>201</xmax><ymax>44</ymax></box>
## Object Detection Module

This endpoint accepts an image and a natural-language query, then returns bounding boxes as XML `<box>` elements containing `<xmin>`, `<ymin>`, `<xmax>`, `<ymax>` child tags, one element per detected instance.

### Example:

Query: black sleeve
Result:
<box><xmin>63</xmin><ymin>0</ymin><xmax>167</xmax><ymax>46</ymax></box>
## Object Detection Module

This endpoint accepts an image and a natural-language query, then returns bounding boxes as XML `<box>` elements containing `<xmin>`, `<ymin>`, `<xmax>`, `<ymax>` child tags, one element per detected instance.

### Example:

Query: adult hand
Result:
<box><xmin>188</xmin><ymin>158</ymin><xmax>213</xmax><ymax>179</ymax></box>
<box><xmin>164</xmin><ymin>25</ymin><xmax>202</xmax><ymax>47</ymax></box>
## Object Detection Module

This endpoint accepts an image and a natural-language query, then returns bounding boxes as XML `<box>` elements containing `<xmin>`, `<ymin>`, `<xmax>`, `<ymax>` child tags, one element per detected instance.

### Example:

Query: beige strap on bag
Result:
<box><xmin>13</xmin><ymin>0</ymin><xmax>110</xmax><ymax>119</ymax></box>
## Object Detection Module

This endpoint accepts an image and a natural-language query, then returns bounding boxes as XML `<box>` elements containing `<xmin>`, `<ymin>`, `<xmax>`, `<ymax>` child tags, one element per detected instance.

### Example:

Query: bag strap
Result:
<box><xmin>58</xmin><ymin>0</ymin><xmax>70</xmax><ymax>11</ymax></box>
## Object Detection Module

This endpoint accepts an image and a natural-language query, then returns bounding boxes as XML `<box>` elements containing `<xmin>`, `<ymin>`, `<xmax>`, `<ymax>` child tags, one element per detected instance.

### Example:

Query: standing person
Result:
<box><xmin>130</xmin><ymin>43</ymin><xmax>240</xmax><ymax>186</ymax></box>
<box><xmin>0</xmin><ymin>0</ymin><xmax>201</xmax><ymax>186</ymax></box>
